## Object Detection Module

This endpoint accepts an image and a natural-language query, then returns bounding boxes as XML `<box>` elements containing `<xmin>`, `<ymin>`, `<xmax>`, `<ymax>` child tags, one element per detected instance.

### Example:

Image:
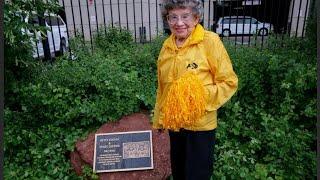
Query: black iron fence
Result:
<box><xmin>34</xmin><ymin>0</ymin><xmax>313</xmax><ymax>59</ymax></box>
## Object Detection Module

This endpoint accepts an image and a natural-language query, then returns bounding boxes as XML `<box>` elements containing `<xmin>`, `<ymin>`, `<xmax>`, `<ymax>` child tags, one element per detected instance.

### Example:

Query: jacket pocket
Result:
<box><xmin>204</xmin><ymin>84</ymin><xmax>216</xmax><ymax>111</ymax></box>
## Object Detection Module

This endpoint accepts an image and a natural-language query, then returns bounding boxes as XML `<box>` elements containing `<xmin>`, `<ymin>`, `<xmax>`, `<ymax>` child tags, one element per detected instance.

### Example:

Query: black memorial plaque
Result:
<box><xmin>93</xmin><ymin>130</ymin><xmax>153</xmax><ymax>173</ymax></box>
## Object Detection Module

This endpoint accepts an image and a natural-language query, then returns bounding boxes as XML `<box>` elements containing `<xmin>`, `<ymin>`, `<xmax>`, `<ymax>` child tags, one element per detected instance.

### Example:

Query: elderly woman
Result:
<box><xmin>152</xmin><ymin>0</ymin><xmax>238</xmax><ymax>179</ymax></box>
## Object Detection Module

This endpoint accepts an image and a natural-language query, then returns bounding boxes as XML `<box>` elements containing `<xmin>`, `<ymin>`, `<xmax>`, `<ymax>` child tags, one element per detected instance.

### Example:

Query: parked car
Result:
<box><xmin>215</xmin><ymin>16</ymin><xmax>273</xmax><ymax>37</ymax></box>
<box><xmin>24</xmin><ymin>13</ymin><xmax>69</xmax><ymax>58</ymax></box>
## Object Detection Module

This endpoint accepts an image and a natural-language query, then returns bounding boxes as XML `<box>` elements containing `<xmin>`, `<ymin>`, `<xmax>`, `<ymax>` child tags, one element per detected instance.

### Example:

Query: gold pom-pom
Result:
<box><xmin>161</xmin><ymin>72</ymin><xmax>207</xmax><ymax>131</ymax></box>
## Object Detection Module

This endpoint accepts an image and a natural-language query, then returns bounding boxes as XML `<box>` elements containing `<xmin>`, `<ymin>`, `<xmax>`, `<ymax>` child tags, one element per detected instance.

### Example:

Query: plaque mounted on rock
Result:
<box><xmin>93</xmin><ymin>130</ymin><xmax>153</xmax><ymax>173</ymax></box>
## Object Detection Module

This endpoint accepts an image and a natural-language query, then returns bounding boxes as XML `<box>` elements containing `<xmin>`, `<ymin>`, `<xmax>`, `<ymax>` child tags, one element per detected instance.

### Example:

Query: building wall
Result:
<box><xmin>203</xmin><ymin>0</ymin><xmax>216</xmax><ymax>30</ymax></box>
<box><xmin>288</xmin><ymin>0</ymin><xmax>310</xmax><ymax>37</ymax></box>
<box><xmin>59</xmin><ymin>0</ymin><xmax>164</xmax><ymax>41</ymax></box>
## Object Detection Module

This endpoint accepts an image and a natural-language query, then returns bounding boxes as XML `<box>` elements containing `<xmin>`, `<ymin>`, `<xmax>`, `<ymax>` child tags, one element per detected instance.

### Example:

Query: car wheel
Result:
<box><xmin>222</xmin><ymin>29</ymin><xmax>231</xmax><ymax>37</ymax></box>
<box><xmin>258</xmin><ymin>28</ymin><xmax>268</xmax><ymax>36</ymax></box>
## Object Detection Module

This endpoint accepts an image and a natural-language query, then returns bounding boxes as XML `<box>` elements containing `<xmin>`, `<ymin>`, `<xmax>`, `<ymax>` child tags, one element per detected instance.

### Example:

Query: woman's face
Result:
<box><xmin>167</xmin><ymin>8</ymin><xmax>199</xmax><ymax>41</ymax></box>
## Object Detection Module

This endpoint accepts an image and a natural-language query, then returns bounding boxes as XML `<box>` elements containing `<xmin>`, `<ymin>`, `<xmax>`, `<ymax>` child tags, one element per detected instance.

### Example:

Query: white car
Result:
<box><xmin>25</xmin><ymin>14</ymin><xmax>69</xmax><ymax>58</ymax></box>
<box><xmin>215</xmin><ymin>16</ymin><xmax>273</xmax><ymax>37</ymax></box>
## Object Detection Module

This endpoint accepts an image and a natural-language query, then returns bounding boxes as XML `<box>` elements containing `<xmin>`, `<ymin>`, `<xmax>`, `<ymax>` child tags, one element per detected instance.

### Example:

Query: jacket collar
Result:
<box><xmin>163</xmin><ymin>24</ymin><xmax>205</xmax><ymax>50</ymax></box>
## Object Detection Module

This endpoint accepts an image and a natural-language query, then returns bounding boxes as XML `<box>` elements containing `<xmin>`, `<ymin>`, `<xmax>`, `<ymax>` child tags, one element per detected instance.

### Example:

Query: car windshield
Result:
<box><xmin>25</xmin><ymin>15</ymin><xmax>40</xmax><ymax>25</ymax></box>
<box><xmin>245</xmin><ymin>18</ymin><xmax>257</xmax><ymax>24</ymax></box>
<box><xmin>222</xmin><ymin>18</ymin><xmax>230</xmax><ymax>24</ymax></box>
<box><xmin>45</xmin><ymin>16</ymin><xmax>64</xmax><ymax>26</ymax></box>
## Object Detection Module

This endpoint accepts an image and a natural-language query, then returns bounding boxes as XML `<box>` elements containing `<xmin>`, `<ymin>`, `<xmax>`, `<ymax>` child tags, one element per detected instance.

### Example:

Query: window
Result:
<box><xmin>245</xmin><ymin>18</ymin><xmax>257</xmax><ymax>24</ymax></box>
<box><xmin>139</xmin><ymin>26</ymin><xmax>146</xmax><ymax>43</ymax></box>
<box><xmin>234</xmin><ymin>18</ymin><xmax>244</xmax><ymax>24</ymax></box>
<box><xmin>230</xmin><ymin>18</ymin><xmax>240</xmax><ymax>24</ymax></box>
<box><xmin>30</xmin><ymin>16</ymin><xmax>40</xmax><ymax>25</ymax></box>
<box><xmin>221</xmin><ymin>18</ymin><xmax>228</xmax><ymax>24</ymax></box>
<box><xmin>45</xmin><ymin>16</ymin><xmax>64</xmax><ymax>26</ymax></box>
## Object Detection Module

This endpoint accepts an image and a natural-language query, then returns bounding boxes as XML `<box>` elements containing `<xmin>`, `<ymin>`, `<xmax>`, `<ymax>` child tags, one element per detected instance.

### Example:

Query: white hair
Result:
<box><xmin>161</xmin><ymin>0</ymin><xmax>204</xmax><ymax>21</ymax></box>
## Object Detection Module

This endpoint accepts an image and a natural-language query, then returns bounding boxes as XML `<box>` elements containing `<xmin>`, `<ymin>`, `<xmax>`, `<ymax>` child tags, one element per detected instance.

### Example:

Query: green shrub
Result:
<box><xmin>4</xmin><ymin>108</ymin><xmax>83</xmax><ymax>179</ymax></box>
<box><xmin>133</xmin><ymin>36</ymin><xmax>166</xmax><ymax>109</ymax></box>
<box><xmin>214</xmin><ymin>36</ymin><xmax>316</xmax><ymax>179</ymax></box>
<box><xmin>4</xmin><ymin>27</ymin><xmax>156</xmax><ymax>179</ymax></box>
<box><xmin>94</xmin><ymin>27</ymin><xmax>134</xmax><ymax>55</ymax></box>
<box><xmin>4</xmin><ymin>0</ymin><xmax>61</xmax><ymax>107</ymax></box>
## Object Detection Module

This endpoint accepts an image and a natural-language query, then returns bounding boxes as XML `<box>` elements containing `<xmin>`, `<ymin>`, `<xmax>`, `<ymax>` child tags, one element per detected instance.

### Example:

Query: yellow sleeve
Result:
<box><xmin>206</xmin><ymin>35</ymin><xmax>238</xmax><ymax>110</ymax></box>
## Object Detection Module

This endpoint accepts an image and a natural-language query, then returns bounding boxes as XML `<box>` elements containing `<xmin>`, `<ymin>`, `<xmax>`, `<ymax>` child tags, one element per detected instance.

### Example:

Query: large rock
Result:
<box><xmin>70</xmin><ymin>113</ymin><xmax>171</xmax><ymax>180</ymax></box>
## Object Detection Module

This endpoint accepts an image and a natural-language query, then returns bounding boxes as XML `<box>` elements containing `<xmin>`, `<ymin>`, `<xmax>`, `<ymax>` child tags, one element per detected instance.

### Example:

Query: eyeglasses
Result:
<box><xmin>167</xmin><ymin>13</ymin><xmax>194</xmax><ymax>24</ymax></box>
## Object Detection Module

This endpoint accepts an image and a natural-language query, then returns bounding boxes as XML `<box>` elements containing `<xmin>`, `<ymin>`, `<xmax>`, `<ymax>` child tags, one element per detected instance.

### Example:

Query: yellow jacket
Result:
<box><xmin>152</xmin><ymin>24</ymin><xmax>238</xmax><ymax>131</ymax></box>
